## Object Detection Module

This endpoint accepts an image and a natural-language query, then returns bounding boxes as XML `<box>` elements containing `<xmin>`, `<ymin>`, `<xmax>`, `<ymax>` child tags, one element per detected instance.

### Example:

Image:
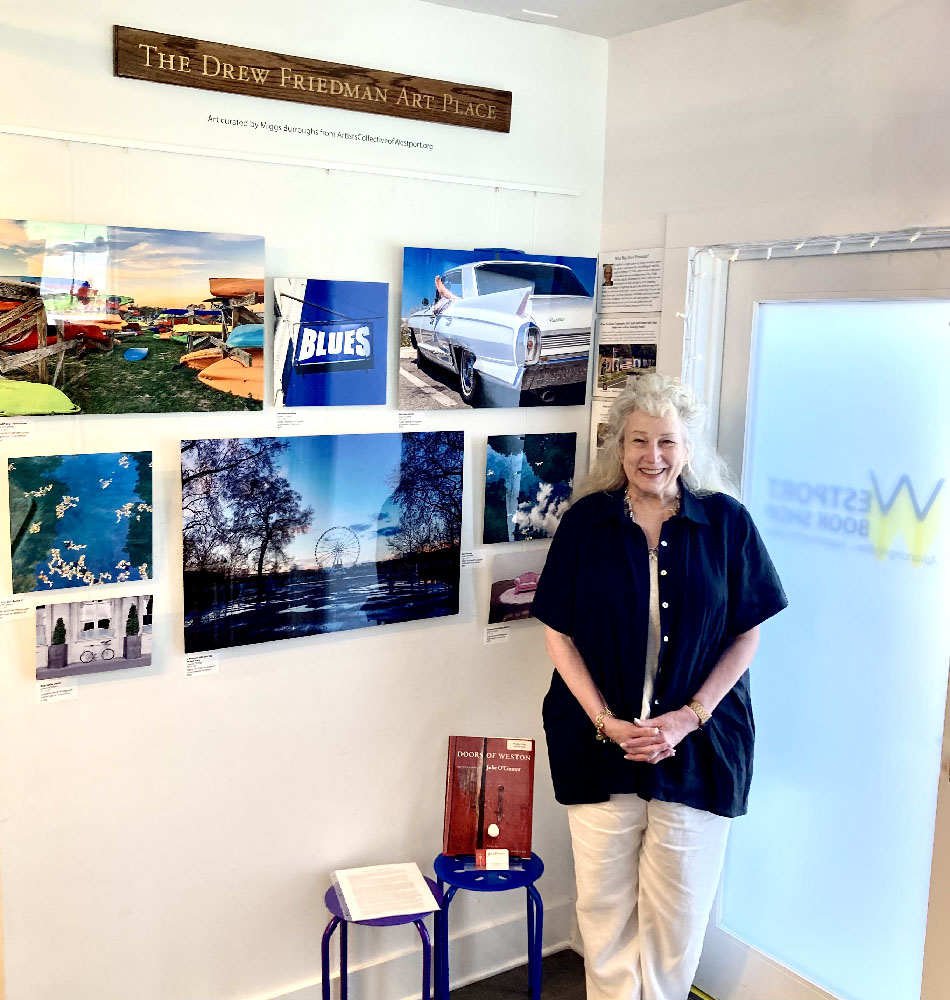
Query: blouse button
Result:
<box><xmin>663</xmin><ymin>635</ymin><xmax>669</xmax><ymax>642</ymax></box>
<box><xmin>661</xmin><ymin>601</ymin><xmax>669</xmax><ymax>608</ymax></box>
<box><xmin>660</xmin><ymin>540</ymin><xmax>668</xmax><ymax>546</ymax></box>
<box><xmin>660</xmin><ymin>569</ymin><xmax>667</xmax><ymax>576</ymax></box>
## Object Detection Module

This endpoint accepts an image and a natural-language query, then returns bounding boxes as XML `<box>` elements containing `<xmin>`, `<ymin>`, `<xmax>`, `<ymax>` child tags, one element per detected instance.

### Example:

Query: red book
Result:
<box><xmin>442</xmin><ymin>735</ymin><xmax>535</xmax><ymax>858</ymax></box>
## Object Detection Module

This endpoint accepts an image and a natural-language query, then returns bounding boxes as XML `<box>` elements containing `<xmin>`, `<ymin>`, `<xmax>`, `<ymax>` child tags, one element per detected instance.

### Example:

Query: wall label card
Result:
<box><xmin>185</xmin><ymin>652</ymin><xmax>220</xmax><ymax>677</ymax></box>
<box><xmin>0</xmin><ymin>597</ymin><xmax>29</xmax><ymax>623</ymax></box>
<box><xmin>461</xmin><ymin>551</ymin><xmax>484</xmax><ymax>569</ymax></box>
<box><xmin>275</xmin><ymin>411</ymin><xmax>305</xmax><ymax>432</ymax></box>
<box><xmin>113</xmin><ymin>27</ymin><xmax>512</xmax><ymax>133</ymax></box>
<box><xmin>484</xmin><ymin>624</ymin><xmax>510</xmax><ymax>645</ymax></box>
<box><xmin>0</xmin><ymin>419</ymin><xmax>30</xmax><ymax>442</ymax></box>
<box><xmin>36</xmin><ymin>678</ymin><xmax>78</xmax><ymax>704</ymax></box>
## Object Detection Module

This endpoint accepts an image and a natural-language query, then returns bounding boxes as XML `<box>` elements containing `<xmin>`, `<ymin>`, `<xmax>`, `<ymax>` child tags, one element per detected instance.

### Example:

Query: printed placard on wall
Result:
<box><xmin>595</xmin><ymin>315</ymin><xmax>659</xmax><ymax>396</ymax></box>
<box><xmin>8</xmin><ymin>452</ymin><xmax>152</xmax><ymax>594</ymax></box>
<box><xmin>181</xmin><ymin>432</ymin><xmax>463</xmax><ymax>653</ymax></box>
<box><xmin>114</xmin><ymin>26</ymin><xmax>512</xmax><ymax>133</ymax></box>
<box><xmin>36</xmin><ymin>595</ymin><xmax>153</xmax><ymax>678</ymax></box>
<box><xmin>274</xmin><ymin>278</ymin><xmax>388</xmax><ymax>407</ymax></box>
<box><xmin>400</xmin><ymin>247</ymin><xmax>597</xmax><ymax>410</ymax></box>
<box><xmin>597</xmin><ymin>249</ymin><xmax>664</xmax><ymax>313</ymax></box>
<box><xmin>0</xmin><ymin>220</ymin><xmax>264</xmax><ymax>415</ymax></box>
<box><xmin>589</xmin><ymin>397</ymin><xmax>613</xmax><ymax>470</ymax></box>
<box><xmin>488</xmin><ymin>547</ymin><xmax>549</xmax><ymax>625</ymax></box>
<box><xmin>483</xmin><ymin>433</ymin><xmax>576</xmax><ymax>544</ymax></box>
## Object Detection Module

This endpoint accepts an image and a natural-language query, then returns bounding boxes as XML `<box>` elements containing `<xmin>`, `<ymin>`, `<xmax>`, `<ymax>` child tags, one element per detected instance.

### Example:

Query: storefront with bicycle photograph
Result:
<box><xmin>34</xmin><ymin>595</ymin><xmax>153</xmax><ymax>678</ymax></box>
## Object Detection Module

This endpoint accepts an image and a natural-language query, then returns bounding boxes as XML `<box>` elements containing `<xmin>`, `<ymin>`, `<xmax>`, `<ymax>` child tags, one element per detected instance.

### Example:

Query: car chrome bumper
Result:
<box><xmin>521</xmin><ymin>354</ymin><xmax>589</xmax><ymax>390</ymax></box>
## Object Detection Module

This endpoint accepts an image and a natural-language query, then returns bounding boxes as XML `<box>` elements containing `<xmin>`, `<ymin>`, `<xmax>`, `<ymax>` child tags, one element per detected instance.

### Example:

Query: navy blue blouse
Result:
<box><xmin>532</xmin><ymin>485</ymin><xmax>787</xmax><ymax>818</ymax></box>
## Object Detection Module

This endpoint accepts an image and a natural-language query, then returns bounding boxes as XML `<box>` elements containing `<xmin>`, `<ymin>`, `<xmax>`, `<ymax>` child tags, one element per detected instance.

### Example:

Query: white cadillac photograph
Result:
<box><xmin>399</xmin><ymin>247</ymin><xmax>597</xmax><ymax>409</ymax></box>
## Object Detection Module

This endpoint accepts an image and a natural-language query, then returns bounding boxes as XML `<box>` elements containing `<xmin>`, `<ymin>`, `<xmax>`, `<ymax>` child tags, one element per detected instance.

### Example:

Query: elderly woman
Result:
<box><xmin>532</xmin><ymin>374</ymin><xmax>786</xmax><ymax>1000</ymax></box>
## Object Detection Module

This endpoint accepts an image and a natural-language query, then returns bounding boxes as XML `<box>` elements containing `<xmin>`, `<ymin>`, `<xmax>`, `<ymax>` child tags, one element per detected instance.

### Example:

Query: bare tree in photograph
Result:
<box><xmin>225</xmin><ymin>463</ymin><xmax>312</xmax><ymax>599</ymax></box>
<box><xmin>180</xmin><ymin>438</ymin><xmax>311</xmax><ymax>591</ymax></box>
<box><xmin>387</xmin><ymin>431</ymin><xmax>464</xmax><ymax>554</ymax></box>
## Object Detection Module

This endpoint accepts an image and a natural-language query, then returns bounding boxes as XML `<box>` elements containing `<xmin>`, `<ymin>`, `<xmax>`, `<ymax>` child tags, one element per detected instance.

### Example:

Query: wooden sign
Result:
<box><xmin>113</xmin><ymin>26</ymin><xmax>511</xmax><ymax>134</ymax></box>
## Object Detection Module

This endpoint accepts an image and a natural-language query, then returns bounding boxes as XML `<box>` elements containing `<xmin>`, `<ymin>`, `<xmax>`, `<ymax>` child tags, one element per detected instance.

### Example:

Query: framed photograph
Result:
<box><xmin>274</xmin><ymin>277</ymin><xmax>388</xmax><ymax>407</ymax></box>
<box><xmin>488</xmin><ymin>547</ymin><xmax>549</xmax><ymax>625</ymax></box>
<box><xmin>181</xmin><ymin>431</ymin><xmax>464</xmax><ymax>652</ymax></box>
<box><xmin>0</xmin><ymin>219</ymin><xmax>264</xmax><ymax>414</ymax></box>
<box><xmin>483</xmin><ymin>432</ymin><xmax>575</xmax><ymax>543</ymax></box>
<box><xmin>399</xmin><ymin>247</ymin><xmax>596</xmax><ymax>410</ymax></box>
<box><xmin>8</xmin><ymin>451</ymin><xmax>152</xmax><ymax>594</ymax></box>
<box><xmin>36</xmin><ymin>595</ymin><xmax>153</xmax><ymax>678</ymax></box>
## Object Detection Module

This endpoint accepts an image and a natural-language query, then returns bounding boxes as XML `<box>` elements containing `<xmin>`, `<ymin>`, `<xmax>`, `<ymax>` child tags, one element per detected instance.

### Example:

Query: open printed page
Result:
<box><xmin>332</xmin><ymin>862</ymin><xmax>437</xmax><ymax>921</ymax></box>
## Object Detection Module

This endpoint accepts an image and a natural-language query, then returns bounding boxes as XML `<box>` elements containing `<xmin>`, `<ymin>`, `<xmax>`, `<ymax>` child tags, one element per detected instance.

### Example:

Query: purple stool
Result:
<box><xmin>434</xmin><ymin>852</ymin><xmax>544</xmax><ymax>1000</ymax></box>
<box><xmin>321</xmin><ymin>877</ymin><xmax>442</xmax><ymax>1000</ymax></box>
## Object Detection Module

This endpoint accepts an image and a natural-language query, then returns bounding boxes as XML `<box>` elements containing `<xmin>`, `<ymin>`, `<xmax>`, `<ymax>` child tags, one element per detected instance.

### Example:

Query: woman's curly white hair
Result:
<box><xmin>578</xmin><ymin>373</ymin><xmax>737</xmax><ymax>499</ymax></box>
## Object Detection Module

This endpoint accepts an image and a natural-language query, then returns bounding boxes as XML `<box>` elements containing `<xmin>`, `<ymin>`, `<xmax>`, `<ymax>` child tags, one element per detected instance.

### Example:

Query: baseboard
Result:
<box><xmin>261</xmin><ymin>896</ymin><xmax>575</xmax><ymax>1000</ymax></box>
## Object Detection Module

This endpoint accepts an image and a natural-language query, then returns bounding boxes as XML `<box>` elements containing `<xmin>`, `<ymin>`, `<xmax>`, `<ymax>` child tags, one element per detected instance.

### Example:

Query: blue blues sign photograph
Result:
<box><xmin>274</xmin><ymin>277</ymin><xmax>388</xmax><ymax>407</ymax></box>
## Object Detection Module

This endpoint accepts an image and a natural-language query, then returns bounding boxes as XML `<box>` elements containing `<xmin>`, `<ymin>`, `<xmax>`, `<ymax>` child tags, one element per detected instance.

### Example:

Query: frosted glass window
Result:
<box><xmin>720</xmin><ymin>300</ymin><xmax>950</xmax><ymax>1000</ymax></box>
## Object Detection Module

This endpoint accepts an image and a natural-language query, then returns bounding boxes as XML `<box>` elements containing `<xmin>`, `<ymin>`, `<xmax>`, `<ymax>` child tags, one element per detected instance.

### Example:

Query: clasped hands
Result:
<box><xmin>601</xmin><ymin>707</ymin><xmax>699</xmax><ymax>764</ymax></box>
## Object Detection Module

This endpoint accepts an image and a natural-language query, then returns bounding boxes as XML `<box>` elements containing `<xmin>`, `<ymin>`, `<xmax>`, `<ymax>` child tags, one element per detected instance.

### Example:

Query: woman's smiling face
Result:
<box><xmin>620</xmin><ymin>409</ymin><xmax>688</xmax><ymax>500</ymax></box>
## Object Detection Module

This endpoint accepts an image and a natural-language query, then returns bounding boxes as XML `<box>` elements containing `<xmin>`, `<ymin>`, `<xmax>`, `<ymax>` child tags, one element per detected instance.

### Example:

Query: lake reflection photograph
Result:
<box><xmin>180</xmin><ymin>431</ymin><xmax>464</xmax><ymax>653</ymax></box>
<box><xmin>8</xmin><ymin>451</ymin><xmax>152</xmax><ymax>594</ymax></box>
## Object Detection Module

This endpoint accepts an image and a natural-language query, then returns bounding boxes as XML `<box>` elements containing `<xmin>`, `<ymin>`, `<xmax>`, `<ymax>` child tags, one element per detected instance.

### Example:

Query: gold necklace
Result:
<box><xmin>623</xmin><ymin>491</ymin><xmax>680</xmax><ymax>556</ymax></box>
<box><xmin>623</xmin><ymin>490</ymin><xmax>680</xmax><ymax>523</ymax></box>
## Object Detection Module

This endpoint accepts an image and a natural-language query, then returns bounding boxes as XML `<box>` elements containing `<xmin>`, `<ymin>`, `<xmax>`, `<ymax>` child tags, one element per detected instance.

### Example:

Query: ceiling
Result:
<box><xmin>419</xmin><ymin>0</ymin><xmax>746</xmax><ymax>38</ymax></box>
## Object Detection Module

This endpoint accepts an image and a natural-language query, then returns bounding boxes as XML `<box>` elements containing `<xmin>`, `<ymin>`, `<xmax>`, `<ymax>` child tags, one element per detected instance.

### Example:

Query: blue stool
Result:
<box><xmin>434</xmin><ymin>852</ymin><xmax>544</xmax><ymax>1000</ymax></box>
<box><xmin>321</xmin><ymin>877</ymin><xmax>442</xmax><ymax>1000</ymax></box>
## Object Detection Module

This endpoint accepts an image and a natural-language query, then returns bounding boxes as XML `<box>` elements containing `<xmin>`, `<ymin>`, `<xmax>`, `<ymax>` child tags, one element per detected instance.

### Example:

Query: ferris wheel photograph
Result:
<box><xmin>179</xmin><ymin>430</ymin><xmax>464</xmax><ymax>653</ymax></box>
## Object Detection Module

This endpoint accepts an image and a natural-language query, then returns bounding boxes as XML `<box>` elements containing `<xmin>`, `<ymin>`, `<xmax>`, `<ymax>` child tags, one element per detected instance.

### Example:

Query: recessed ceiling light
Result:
<box><xmin>522</xmin><ymin>8</ymin><xmax>559</xmax><ymax>18</ymax></box>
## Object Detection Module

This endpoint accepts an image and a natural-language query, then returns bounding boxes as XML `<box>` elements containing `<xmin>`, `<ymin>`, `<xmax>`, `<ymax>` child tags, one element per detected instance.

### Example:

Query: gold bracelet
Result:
<box><xmin>594</xmin><ymin>706</ymin><xmax>615</xmax><ymax>741</ymax></box>
<box><xmin>687</xmin><ymin>699</ymin><xmax>711</xmax><ymax>727</ymax></box>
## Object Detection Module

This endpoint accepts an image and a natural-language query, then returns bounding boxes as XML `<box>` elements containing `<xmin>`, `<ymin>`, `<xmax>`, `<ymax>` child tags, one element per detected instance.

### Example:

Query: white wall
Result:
<box><xmin>603</xmin><ymin>0</ymin><xmax>950</xmax><ymax>372</ymax></box>
<box><xmin>0</xmin><ymin>4</ymin><xmax>607</xmax><ymax>1000</ymax></box>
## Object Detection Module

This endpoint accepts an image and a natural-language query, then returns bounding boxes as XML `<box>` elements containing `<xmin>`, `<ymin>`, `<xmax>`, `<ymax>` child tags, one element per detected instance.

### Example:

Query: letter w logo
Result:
<box><xmin>867</xmin><ymin>473</ymin><xmax>944</xmax><ymax>561</ymax></box>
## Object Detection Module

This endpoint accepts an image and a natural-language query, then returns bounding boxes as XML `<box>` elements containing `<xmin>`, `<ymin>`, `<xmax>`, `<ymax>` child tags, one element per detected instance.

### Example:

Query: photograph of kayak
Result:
<box><xmin>274</xmin><ymin>277</ymin><xmax>388</xmax><ymax>407</ymax></box>
<box><xmin>180</xmin><ymin>431</ymin><xmax>463</xmax><ymax>653</ymax></box>
<box><xmin>8</xmin><ymin>451</ymin><xmax>152</xmax><ymax>594</ymax></box>
<box><xmin>0</xmin><ymin>220</ymin><xmax>264</xmax><ymax>414</ymax></box>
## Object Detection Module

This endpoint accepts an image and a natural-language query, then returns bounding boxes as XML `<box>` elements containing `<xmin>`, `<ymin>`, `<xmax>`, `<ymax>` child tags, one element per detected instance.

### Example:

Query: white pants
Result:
<box><xmin>567</xmin><ymin>794</ymin><xmax>731</xmax><ymax>1000</ymax></box>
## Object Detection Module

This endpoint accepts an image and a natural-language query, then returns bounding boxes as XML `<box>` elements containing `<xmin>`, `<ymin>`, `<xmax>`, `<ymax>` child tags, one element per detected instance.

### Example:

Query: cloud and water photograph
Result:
<box><xmin>8</xmin><ymin>451</ymin><xmax>153</xmax><ymax>594</ymax></box>
<box><xmin>0</xmin><ymin>219</ymin><xmax>265</xmax><ymax>415</ymax></box>
<box><xmin>483</xmin><ymin>432</ymin><xmax>576</xmax><ymax>544</ymax></box>
<box><xmin>180</xmin><ymin>432</ymin><xmax>464</xmax><ymax>653</ymax></box>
